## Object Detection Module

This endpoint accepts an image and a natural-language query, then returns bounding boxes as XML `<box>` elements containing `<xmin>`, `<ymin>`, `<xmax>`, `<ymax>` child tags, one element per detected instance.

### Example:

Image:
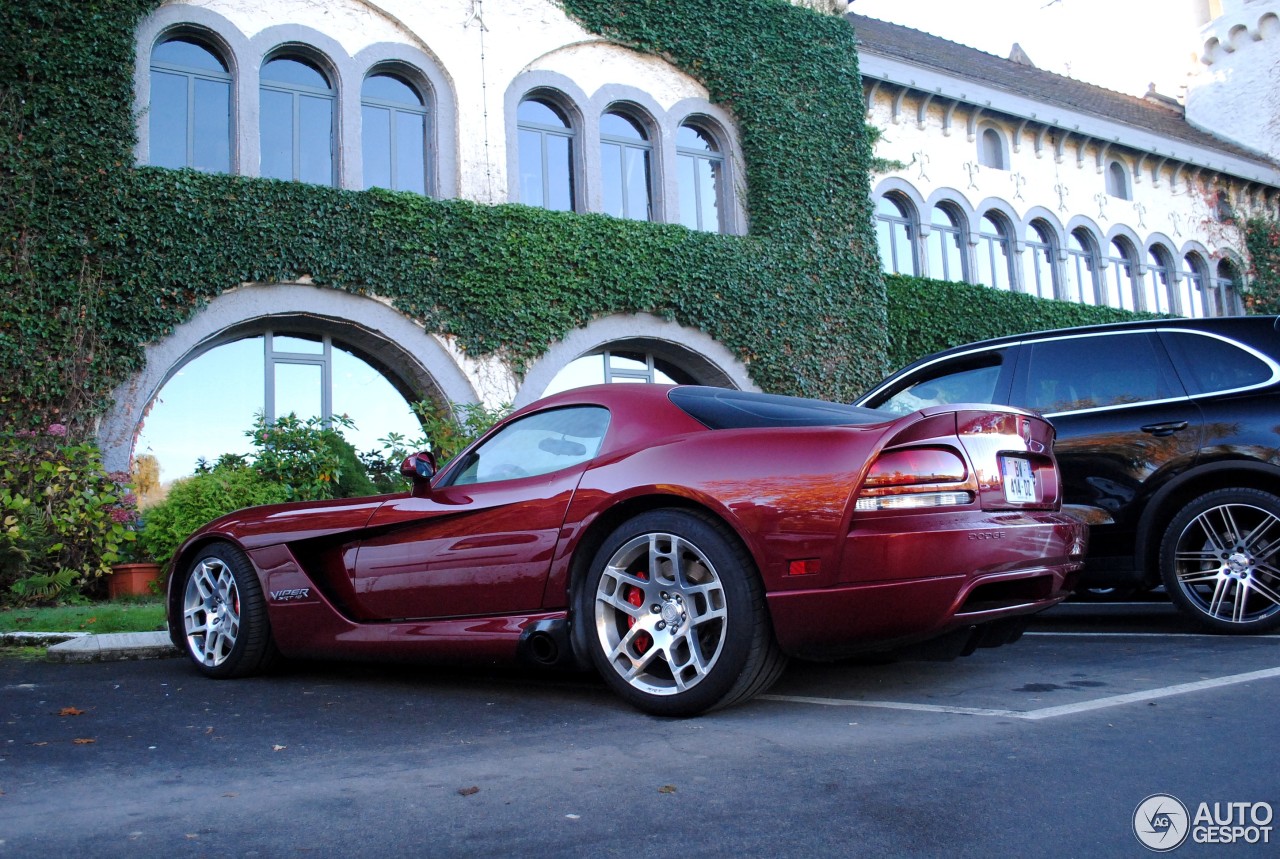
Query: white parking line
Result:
<box><xmin>761</xmin><ymin>665</ymin><xmax>1280</xmax><ymax>720</ymax></box>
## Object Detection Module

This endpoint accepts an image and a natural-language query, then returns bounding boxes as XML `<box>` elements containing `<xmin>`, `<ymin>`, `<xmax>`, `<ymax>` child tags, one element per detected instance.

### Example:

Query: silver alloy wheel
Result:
<box><xmin>183</xmin><ymin>556</ymin><xmax>242</xmax><ymax>667</ymax></box>
<box><xmin>593</xmin><ymin>531</ymin><xmax>728</xmax><ymax>696</ymax></box>
<box><xmin>1171</xmin><ymin>501</ymin><xmax>1280</xmax><ymax>625</ymax></box>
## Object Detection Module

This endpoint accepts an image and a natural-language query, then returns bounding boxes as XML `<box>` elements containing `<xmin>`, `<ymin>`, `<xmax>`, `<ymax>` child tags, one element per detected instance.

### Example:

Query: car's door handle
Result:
<box><xmin>1140</xmin><ymin>421</ymin><xmax>1189</xmax><ymax>437</ymax></box>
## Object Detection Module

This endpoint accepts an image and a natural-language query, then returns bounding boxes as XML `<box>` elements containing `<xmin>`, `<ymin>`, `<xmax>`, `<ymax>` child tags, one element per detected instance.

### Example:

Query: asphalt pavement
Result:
<box><xmin>2</xmin><ymin>600</ymin><xmax>1278</xmax><ymax>857</ymax></box>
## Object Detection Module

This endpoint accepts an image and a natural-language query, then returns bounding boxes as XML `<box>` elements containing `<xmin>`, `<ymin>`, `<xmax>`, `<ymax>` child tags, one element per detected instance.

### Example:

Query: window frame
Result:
<box><xmin>517</xmin><ymin>94</ymin><xmax>578</xmax><ymax>212</ymax></box>
<box><xmin>258</xmin><ymin>52</ymin><xmax>338</xmax><ymax>186</ymax></box>
<box><xmin>675</xmin><ymin>119</ymin><xmax>728</xmax><ymax>233</ymax></box>
<box><xmin>1063</xmin><ymin>229</ymin><xmax>1100</xmax><ymax>306</ymax></box>
<box><xmin>1103</xmin><ymin>237</ymin><xmax>1142</xmax><ymax>311</ymax></box>
<box><xmin>1023</xmin><ymin>221</ymin><xmax>1058</xmax><ymax>300</ymax></box>
<box><xmin>360</xmin><ymin>68</ymin><xmax>431</xmax><ymax>195</ymax></box>
<box><xmin>926</xmin><ymin>204</ymin><xmax>967</xmax><ymax>282</ymax></box>
<box><xmin>975</xmin><ymin>212</ymin><xmax>1014</xmax><ymax>290</ymax></box>
<box><xmin>978</xmin><ymin>125</ymin><xmax>1007</xmax><ymax>170</ymax></box>
<box><xmin>148</xmin><ymin>33</ymin><xmax>234</xmax><ymax>173</ymax></box>
<box><xmin>875</xmin><ymin>194</ymin><xmax>919</xmax><ymax>276</ymax></box>
<box><xmin>600</xmin><ymin>107</ymin><xmax>654</xmax><ymax>222</ymax></box>
<box><xmin>1144</xmin><ymin>246</ymin><xmax>1176</xmax><ymax>315</ymax></box>
<box><xmin>1106</xmin><ymin>160</ymin><xmax>1132</xmax><ymax>200</ymax></box>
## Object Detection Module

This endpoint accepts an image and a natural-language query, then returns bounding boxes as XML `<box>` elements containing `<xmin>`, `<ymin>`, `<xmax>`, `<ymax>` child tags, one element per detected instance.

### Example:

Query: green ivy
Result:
<box><xmin>1243</xmin><ymin>217</ymin><xmax>1280</xmax><ymax>314</ymax></box>
<box><xmin>0</xmin><ymin>0</ymin><xmax>888</xmax><ymax>437</ymax></box>
<box><xmin>884</xmin><ymin>274</ymin><xmax>1156</xmax><ymax>370</ymax></box>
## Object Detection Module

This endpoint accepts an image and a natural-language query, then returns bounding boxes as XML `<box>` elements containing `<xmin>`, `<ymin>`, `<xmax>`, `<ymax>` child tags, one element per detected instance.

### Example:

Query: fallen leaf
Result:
<box><xmin>59</xmin><ymin>707</ymin><xmax>85</xmax><ymax>717</ymax></box>
<box><xmin>205</xmin><ymin>727</ymin><xmax>215</xmax><ymax>734</ymax></box>
<box><xmin>72</xmin><ymin>738</ymin><xmax>96</xmax><ymax>745</ymax></box>
<box><xmin>458</xmin><ymin>786</ymin><xmax>480</xmax><ymax>796</ymax></box>
<box><xmin>658</xmin><ymin>785</ymin><xmax>677</xmax><ymax>794</ymax></box>
<box><xmin>31</xmin><ymin>742</ymin><xmax>48</xmax><ymax>747</ymax></box>
<box><xmin>272</xmin><ymin>744</ymin><xmax>286</xmax><ymax>752</ymax></box>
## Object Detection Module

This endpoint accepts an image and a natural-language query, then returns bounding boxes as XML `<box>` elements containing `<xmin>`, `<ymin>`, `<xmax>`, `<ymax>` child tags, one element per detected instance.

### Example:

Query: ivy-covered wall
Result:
<box><xmin>1244</xmin><ymin>216</ymin><xmax>1280</xmax><ymax>315</ymax></box>
<box><xmin>0</xmin><ymin>0</ymin><xmax>888</xmax><ymax>438</ymax></box>
<box><xmin>884</xmin><ymin>274</ymin><xmax>1154</xmax><ymax>369</ymax></box>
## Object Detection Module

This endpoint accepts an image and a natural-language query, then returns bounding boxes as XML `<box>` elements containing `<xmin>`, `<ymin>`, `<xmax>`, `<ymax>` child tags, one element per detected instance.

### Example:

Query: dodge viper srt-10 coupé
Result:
<box><xmin>167</xmin><ymin>384</ymin><xmax>1086</xmax><ymax>716</ymax></box>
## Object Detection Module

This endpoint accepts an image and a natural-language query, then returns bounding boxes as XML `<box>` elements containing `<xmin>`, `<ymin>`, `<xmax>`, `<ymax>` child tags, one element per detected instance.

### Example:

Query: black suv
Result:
<box><xmin>857</xmin><ymin>316</ymin><xmax>1280</xmax><ymax>633</ymax></box>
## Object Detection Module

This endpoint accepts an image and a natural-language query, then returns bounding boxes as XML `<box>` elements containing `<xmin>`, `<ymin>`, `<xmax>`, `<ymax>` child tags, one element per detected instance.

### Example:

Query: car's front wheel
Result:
<box><xmin>579</xmin><ymin>509</ymin><xmax>785</xmax><ymax>716</ymax></box>
<box><xmin>1159</xmin><ymin>488</ymin><xmax>1280</xmax><ymax>633</ymax></box>
<box><xmin>178</xmin><ymin>543</ymin><xmax>279</xmax><ymax>677</ymax></box>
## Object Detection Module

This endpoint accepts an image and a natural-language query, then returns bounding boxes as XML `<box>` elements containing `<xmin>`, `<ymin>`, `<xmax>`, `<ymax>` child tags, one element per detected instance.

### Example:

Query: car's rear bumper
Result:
<box><xmin>766</xmin><ymin>513</ymin><xmax>1086</xmax><ymax>660</ymax></box>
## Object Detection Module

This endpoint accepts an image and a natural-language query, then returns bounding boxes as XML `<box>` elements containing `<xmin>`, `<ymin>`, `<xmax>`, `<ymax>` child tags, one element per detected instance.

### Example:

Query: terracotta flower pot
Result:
<box><xmin>109</xmin><ymin>562</ymin><xmax>162</xmax><ymax>599</ymax></box>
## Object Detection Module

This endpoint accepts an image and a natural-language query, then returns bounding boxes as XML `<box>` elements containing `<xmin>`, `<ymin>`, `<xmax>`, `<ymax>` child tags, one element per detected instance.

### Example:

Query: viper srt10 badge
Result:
<box><xmin>270</xmin><ymin>588</ymin><xmax>310</xmax><ymax>602</ymax></box>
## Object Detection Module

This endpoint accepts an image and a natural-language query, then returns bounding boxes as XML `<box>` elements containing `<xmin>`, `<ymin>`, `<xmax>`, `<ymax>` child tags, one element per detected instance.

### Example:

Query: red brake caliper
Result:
<box><xmin>626</xmin><ymin>572</ymin><xmax>652</xmax><ymax>655</ymax></box>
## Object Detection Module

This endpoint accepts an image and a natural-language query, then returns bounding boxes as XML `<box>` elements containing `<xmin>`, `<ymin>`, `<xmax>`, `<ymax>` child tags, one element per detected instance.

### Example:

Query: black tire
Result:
<box><xmin>177</xmin><ymin>543</ymin><xmax>279</xmax><ymax>677</ymax></box>
<box><xmin>1159</xmin><ymin>488</ymin><xmax>1280</xmax><ymax>634</ymax></box>
<box><xmin>576</xmin><ymin>509</ymin><xmax>786</xmax><ymax>716</ymax></box>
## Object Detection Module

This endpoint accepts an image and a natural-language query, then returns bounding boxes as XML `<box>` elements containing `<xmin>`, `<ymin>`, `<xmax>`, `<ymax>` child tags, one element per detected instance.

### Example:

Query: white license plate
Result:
<box><xmin>1000</xmin><ymin>456</ymin><xmax>1037</xmax><ymax>503</ymax></box>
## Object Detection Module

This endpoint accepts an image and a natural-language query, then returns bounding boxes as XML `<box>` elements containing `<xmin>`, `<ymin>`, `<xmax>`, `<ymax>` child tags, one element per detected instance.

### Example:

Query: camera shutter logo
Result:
<box><xmin>1134</xmin><ymin>794</ymin><xmax>1190</xmax><ymax>851</ymax></box>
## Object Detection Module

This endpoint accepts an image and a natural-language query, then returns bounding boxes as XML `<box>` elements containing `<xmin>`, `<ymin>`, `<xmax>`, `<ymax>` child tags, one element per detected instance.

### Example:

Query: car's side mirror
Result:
<box><xmin>399</xmin><ymin>451</ymin><xmax>437</xmax><ymax>495</ymax></box>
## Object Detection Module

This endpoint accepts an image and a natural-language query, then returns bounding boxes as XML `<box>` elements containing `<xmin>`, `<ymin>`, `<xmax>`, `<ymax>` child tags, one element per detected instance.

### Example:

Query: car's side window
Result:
<box><xmin>1159</xmin><ymin>331</ymin><xmax>1277</xmax><ymax>396</ymax></box>
<box><xmin>871</xmin><ymin>350</ymin><xmax>1008</xmax><ymax>415</ymax></box>
<box><xmin>446</xmin><ymin>406</ymin><xmax>610</xmax><ymax>486</ymax></box>
<box><xmin>1021</xmin><ymin>333</ymin><xmax>1177</xmax><ymax>413</ymax></box>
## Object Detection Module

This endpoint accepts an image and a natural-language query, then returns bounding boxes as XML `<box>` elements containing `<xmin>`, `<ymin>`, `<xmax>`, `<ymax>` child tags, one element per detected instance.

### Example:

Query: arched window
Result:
<box><xmin>1106</xmin><ymin>160</ymin><xmax>1131</xmax><ymax>200</ymax></box>
<box><xmin>543</xmin><ymin>349</ymin><xmax>697</xmax><ymax>396</ymax></box>
<box><xmin>1213</xmin><ymin>260</ymin><xmax>1243</xmax><ymax>316</ymax></box>
<box><xmin>1023</xmin><ymin>222</ymin><xmax>1057</xmax><ymax>300</ymax></box>
<box><xmin>362</xmin><ymin>72</ymin><xmax>428</xmax><ymax>194</ymax></box>
<box><xmin>874</xmin><ymin>195</ymin><xmax>917</xmax><ymax>276</ymax></box>
<box><xmin>676</xmin><ymin>123</ymin><xmax>725</xmax><ymax>232</ymax></box>
<box><xmin>926</xmin><ymin>205</ymin><xmax>966</xmax><ymax>282</ymax></box>
<box><xmin>1179</xmin><ymin>253</ymin><xmax>1211</xmax><ymax>318</ymax></box>
<box><xmin>1144</xmin><ymin>247</ymin><xmax>1175</xmax><ymax>314</ymax></box>
<box><xmin>133</xmin><ymin>332</ymin><xmax>422</xmax><ymax>484</ymax></box>
<box><xmin>149</xmin><ymin>36</ymin><xmax>232</xmax><ymax>172</ymax></box>
<box><xmin>975</xmin><ymin>213</ymin><xmax>1013</xmax><ymax>290</ymax></box>
<box><xmin>1063</xmin><ymin>230</ymin><xmax>1098</xmax><ymax>305</ymax></box>
<box><xmin>1103</xmin><ymin>238</ymin><xmax>1141</xmax><ymax>310</ymax></box>
<box><xmin>600</xmin><ymin>111</ymin><xmax>652</xmax><ymax>221</ymax></box>
<box><xmin>978</xmin><ymin>127</ymin><xmax>1006</xmax><ymax>170</ymax></box>
<box><xmin>260</xmin><ymin>55</ymin><xmax>335</xmax><ymax>186</ymax></box>
<box><xmin>517</xmin><ymin>97</ymin><xmax>575</xmax><ymax>211</ymax></box>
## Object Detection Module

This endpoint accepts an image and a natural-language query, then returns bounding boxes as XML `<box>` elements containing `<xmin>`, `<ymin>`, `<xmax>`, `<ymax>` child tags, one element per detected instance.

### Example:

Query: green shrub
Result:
<box><xmin>249</xmin><ymin>412</ymin><xmax>379</xmax><ymax>500</ymax></box>
<box><xmin>0</xmin><ymin>425</ymin><xmax>137</xmax><ymax>605</ymax></box>
<box><xmin>138</xmin><ymin>464</ymin><xmax>289</xmax><ymax>567</ymax></box>
<box><xmin>884</xmin><ymin>274</ymin><xmax>1157</xmax><ymax>371</ymax></box>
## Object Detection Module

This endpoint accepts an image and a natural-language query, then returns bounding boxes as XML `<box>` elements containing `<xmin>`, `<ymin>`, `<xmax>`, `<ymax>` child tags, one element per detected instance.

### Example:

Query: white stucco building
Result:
<box><xmin>108</xmin><ymin>0</ymin><xmax>758</xmax><ymax>476</ymax></box>
<box><xmin>857</xmin><ymin>0</ymin><xmax>1280</xmax><ymax>318</ymax></box>
<box><xmin>104</xmin><ymin>0</ymin><xmax>1280</xmax><ymax>478</ymax></box>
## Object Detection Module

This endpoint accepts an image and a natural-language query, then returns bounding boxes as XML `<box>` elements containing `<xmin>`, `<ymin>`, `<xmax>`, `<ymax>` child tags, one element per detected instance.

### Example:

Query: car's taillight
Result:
<box><xmin>855</xmin><ymin>447</ymin><xmax>976</xmax><ymax>511</ymax></box>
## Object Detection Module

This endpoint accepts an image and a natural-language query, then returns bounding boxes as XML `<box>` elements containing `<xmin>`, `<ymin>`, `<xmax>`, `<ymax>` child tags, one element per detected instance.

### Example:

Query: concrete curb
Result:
<box><xmin>0</xmin><ymin>631</ymin><xmax>90</xmax><ymax>647</ymax></box>
<box><xmin>45</xmin><ymin>631</ymin><xmax>180</xmax><ymax>663</ymax></box>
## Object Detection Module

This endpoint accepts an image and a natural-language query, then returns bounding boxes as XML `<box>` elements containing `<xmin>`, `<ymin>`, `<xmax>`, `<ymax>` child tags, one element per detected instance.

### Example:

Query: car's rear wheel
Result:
<box><xmin>179</xmin><ymin>544</ymin><xmax>278</xmax><ymax>677</ymax></box>
<box><xmin>1159</xmin><ymin>488</ymin><xmax>1280</xmax><ymax>633</ymax></box>
<box><xmin>579</xmin><ymin>509</ymin><xmax>785</xmax><ymax>716</ymax></box>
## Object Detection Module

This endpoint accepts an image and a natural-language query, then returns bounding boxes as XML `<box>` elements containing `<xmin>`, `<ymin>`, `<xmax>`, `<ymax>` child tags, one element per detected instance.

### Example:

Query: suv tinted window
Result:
<box><xmin>1022</xmin><ymin>332</ymin><xmax>1175</xmax><ymax>413</ymax></box>
<box><xmin>872</xmin><ymin>349</ymin><xmax>1007</xmax><ymax>415</ymax></box>
<box><xmin>1159</xmin><ymin>331</ymin><xmax>1275</xmax><ymax>396</ymax></box>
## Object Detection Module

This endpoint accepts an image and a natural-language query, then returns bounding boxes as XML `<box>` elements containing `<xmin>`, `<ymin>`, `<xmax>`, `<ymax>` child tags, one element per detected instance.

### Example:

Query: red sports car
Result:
<box><xmin>167</xmin><ymin>385</ymin><xmax>1086</xmax><ymax>716</ymax></box>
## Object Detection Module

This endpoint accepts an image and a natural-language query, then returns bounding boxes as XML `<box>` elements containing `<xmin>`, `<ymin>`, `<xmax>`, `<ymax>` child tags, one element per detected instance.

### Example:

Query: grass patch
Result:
<box><xmin>0</xmin><ymin>600</ymin><xmax>167</xmax><ymax>634</ymax></box>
